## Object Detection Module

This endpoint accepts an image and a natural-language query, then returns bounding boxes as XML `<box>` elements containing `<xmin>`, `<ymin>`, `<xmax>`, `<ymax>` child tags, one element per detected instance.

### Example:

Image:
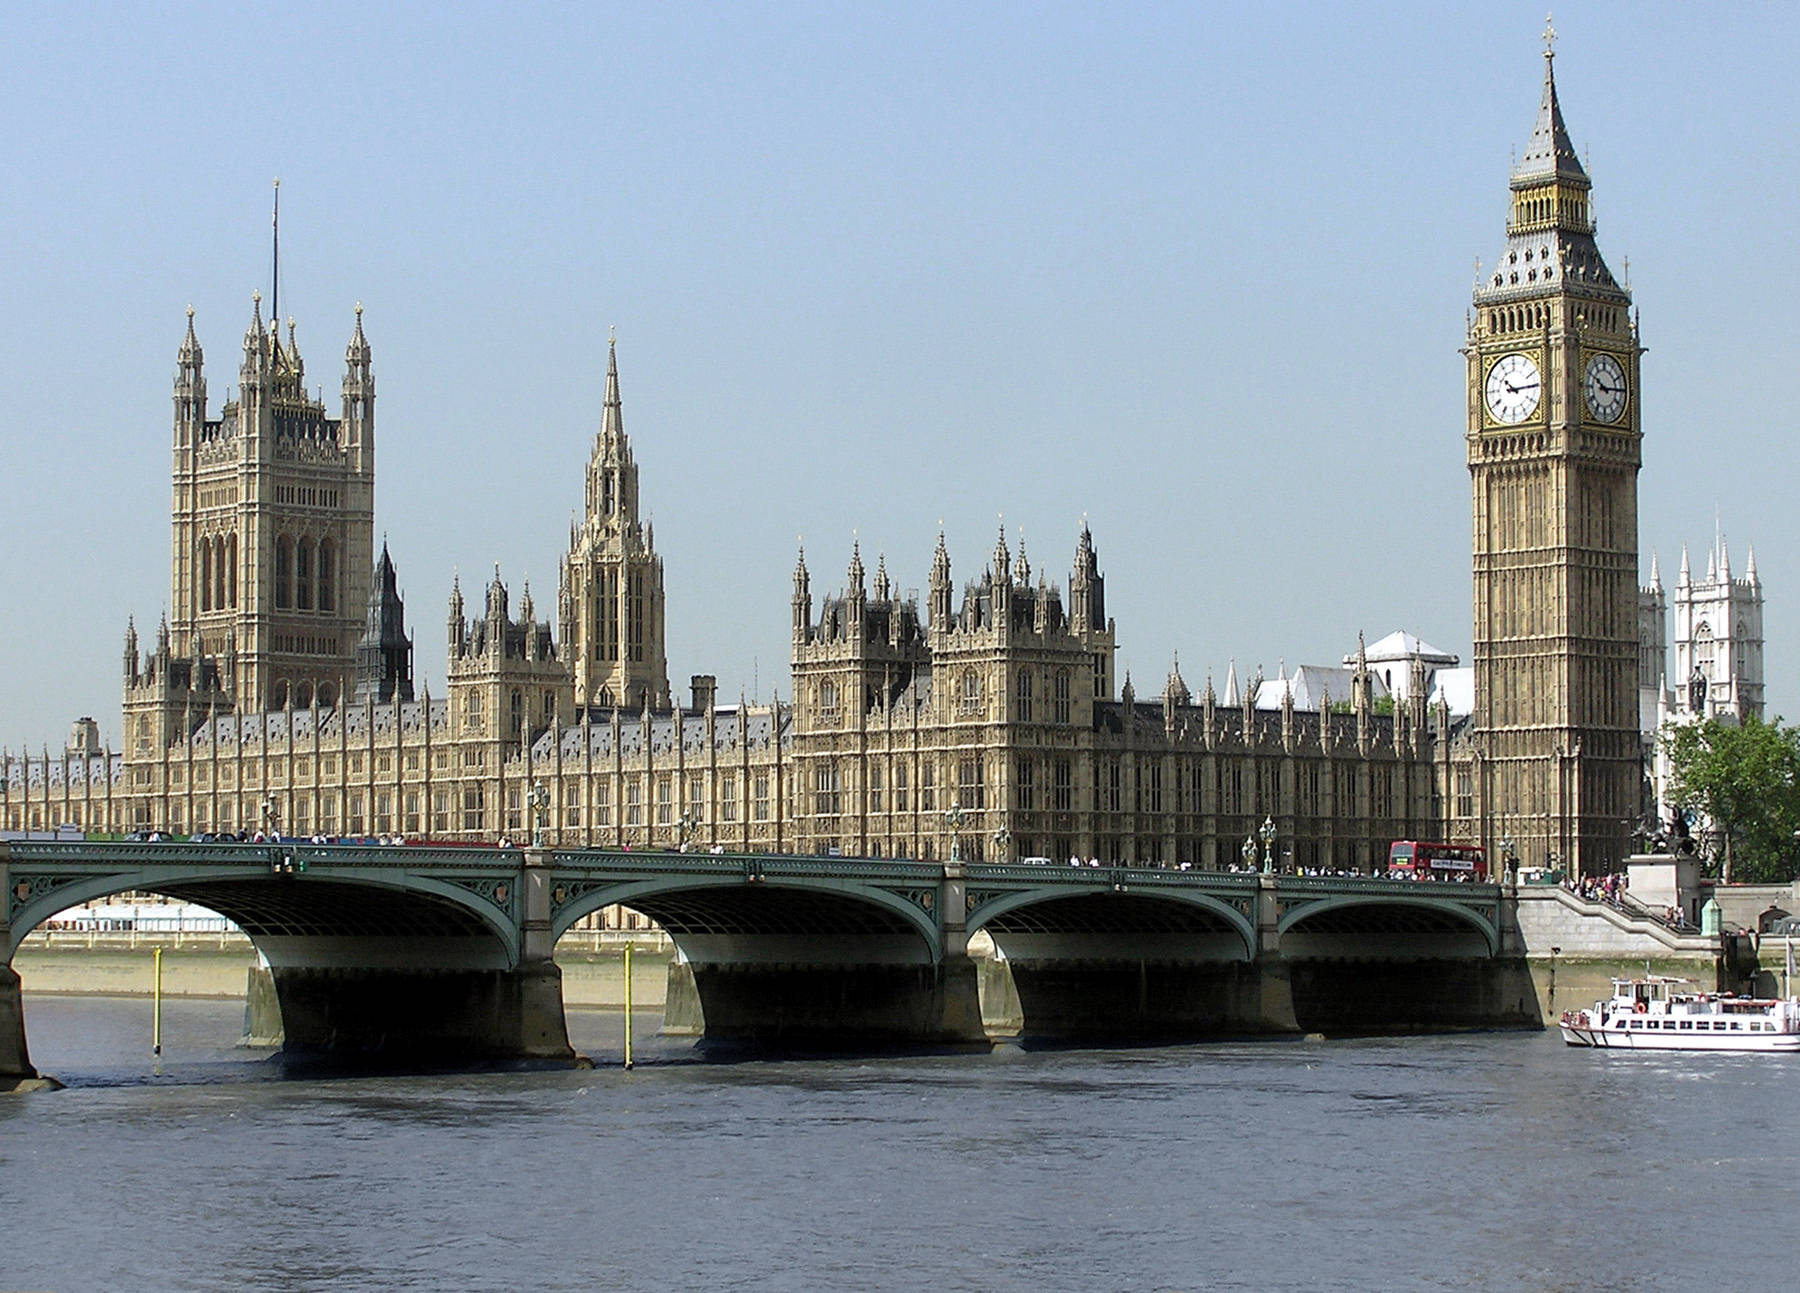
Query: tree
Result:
<box><xmin>1662</xmin><ymin>715</ymin><xmax>1800</xmax><ymax>884</ymax></box>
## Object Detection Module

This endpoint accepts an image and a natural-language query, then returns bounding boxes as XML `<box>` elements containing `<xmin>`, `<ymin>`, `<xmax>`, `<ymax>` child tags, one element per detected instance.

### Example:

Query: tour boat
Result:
<box><xmin>1559</xmin><ymin>975</ymin><xmax>1800</xmax><ymax>1052</ymax></box>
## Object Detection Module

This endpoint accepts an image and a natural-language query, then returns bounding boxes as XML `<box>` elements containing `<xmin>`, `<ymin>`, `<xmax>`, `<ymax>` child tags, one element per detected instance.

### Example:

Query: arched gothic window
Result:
<box><xmin>296</xmin><ymin>538</ymin><xmax>315</xmax><ymax>611</ymax></box>
<box><xmin>275</xmin><ymin>537</ymin><xmax>294</xmax><ymax>609</ymax></box>
<box><xmin>317</xmin><ymin>539</ymin><xmax>336</xmax><ymax>612</ymax></box>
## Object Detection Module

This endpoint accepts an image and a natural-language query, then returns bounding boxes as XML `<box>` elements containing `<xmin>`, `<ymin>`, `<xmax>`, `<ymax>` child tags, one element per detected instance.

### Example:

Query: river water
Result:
<box><xmin>3</xmin><ymin>996</ymin><xmax>1795</xmax><ymax>1292</ymax></box>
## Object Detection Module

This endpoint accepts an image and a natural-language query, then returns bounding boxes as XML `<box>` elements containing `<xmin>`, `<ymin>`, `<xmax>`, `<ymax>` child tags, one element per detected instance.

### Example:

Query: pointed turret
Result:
<box><xmin>486</xmin><ymin>564</ymin><xmax>508</xmax><ymax>633</ymax></box>
<box><xmin>447</xmin><ymin>574</ymin><xmax>466</xmax><ymax>656</ymax></box>
<box><xmin>240</xmin><ymin>291</ymin><xmax>271</xmax><ymax>385</ymax></box>
<box><xmin>929</xmin><ymin>529</ymin><xmax>952</xmax><ymax>629</ymax></box>
<box><xmin>173</xmin><ymin>305</ymin><xmax>208</xmax><ymax>451</ymax></box>
<box><xmin>873</xmin><ymin>553</ymin><xmax>890</xmax><ymax>602</ymax></box>
<box><xmin>342</xmin><ymin>302</ymin><xmax>374</xmax><ymax>455</ymax></box>
<box><xmin>791</xmin><ymin>545</ymin><xmax>812</xmax><ymax>644</ymax></box>
<box><xmin>1649</xmin><ymin>551</ymin><xmax>1662</xmax><ymax>591</ymax></box>
<box><xmin>1746</xmin><ymin>545</ymin><xmax>1759</xmax><ymax>585</ymax></box>
<box><xmin>281</xmin><ymin>317</ymin><xmax>304</xmax><ymax>385</ymax></box>
<box><xmin>1070</xmin><ymin>522</ymin><xmax>1103</xmax><ymax>631</ymax></box>
<box><xmin>1222</xmin><ymin>659</ymin><xmax>1240</xmax><ymax>708</ymax></box>
<box><xmin>1679</xmin><ymin>545</ymin><xmax>1691</xmax><ymax>587</ymax></box>
<box><xmin>123</xmin><ymin>617</ymin><xmax>140</xmax><ymax>684</ymax></box>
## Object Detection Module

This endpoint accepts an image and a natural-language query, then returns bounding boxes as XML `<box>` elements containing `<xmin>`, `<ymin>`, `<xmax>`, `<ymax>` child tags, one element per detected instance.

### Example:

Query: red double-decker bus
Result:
<box><xmin>1387</xmin><ymin>840</ymin><xmax>1487</xmax><ymax>881</ymax></box>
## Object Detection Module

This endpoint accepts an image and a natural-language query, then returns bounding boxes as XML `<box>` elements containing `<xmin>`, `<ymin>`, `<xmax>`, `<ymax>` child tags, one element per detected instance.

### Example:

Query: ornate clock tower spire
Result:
<box><xmin>1464</xmin><ymin>30</ymin><xmax>1643</xmax><ymax>877</ymax></box>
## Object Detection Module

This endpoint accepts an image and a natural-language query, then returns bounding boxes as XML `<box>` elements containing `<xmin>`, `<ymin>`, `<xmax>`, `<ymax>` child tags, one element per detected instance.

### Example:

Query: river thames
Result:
<box><xmin>3</xmin><ymin>996</ymin><xmax>1795</xmax><ymax>1292</ymax></box>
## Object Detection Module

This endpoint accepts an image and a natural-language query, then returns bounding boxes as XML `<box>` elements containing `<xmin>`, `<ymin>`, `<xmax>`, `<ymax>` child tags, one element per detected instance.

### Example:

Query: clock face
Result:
<box><xmin>1485</xmin><ymin>353</ymin><xmax>1542</xmax><ymax>424</ymax></box>
<box><xmin>1583</xmin><ymin>353</ymin><xmax>1628</xmax><ymax>423</ymax></box>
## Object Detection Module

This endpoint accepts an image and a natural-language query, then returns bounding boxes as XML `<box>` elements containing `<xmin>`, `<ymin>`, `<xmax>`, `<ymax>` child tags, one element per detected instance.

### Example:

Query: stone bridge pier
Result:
<box><xmin>3</xmin><ymin>841</ymin><xmax>576</xmax><ymax>1076</ymax></box>
<box><xmin>263</xmin><ymin>849</ymin><xmax>573</xmax><ymax>1065</ymax></box>
<box><xmin>972</xmin><ymin>876</ymin><xmax>1298</xmax><ymax>1041</ymax></box>
<box><xmin>566</xmin><ymin>861</ymin><xmax>987</xmax><ymax>1051</ymax></box>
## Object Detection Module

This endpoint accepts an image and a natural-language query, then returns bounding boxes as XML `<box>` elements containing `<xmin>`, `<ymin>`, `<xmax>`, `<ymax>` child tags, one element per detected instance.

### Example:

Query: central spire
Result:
<box><xmin>1514</xmin><ymin>22</ymin><xmax>1587</xmax><ymax>185</ymax></box>
<box><xmin>601</xmin><ymin>331</ymin><xmax>624</xmax><ymax>444</ymax></box>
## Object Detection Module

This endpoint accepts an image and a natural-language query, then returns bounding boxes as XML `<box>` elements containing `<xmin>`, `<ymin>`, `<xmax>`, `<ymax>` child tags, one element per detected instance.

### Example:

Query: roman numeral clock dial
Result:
<box><xmin>1583</xmin><ymin>352</ymin><xmax>1627</xmax><ymax>423</ymax></box>
<box><xmin>1484</xmin><ymin>352</ymin><xmax>1541</xmax><ymax>424</ymax></box>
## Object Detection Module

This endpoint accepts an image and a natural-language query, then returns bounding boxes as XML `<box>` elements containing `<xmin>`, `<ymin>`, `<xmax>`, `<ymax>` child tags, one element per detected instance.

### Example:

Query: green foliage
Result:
<box><xmin>1326</xmin><ymin>696</ymin><xmax>1396</xmax><ymax>716</ymax></box>
<box><xmin>1661</xmin><ymin>715</ymin><xmax>1800</xmax><ymax>884</ymax></box>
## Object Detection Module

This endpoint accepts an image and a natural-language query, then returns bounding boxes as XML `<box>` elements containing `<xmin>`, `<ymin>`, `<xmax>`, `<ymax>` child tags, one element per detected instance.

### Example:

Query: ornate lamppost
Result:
<box><xmin>676</xmin><ymin>810</ymin><xmax>696</xmax><ymax>853</ymax></box>
<box><xmin>261</xmin><ymin>795</ymin><xmax>277</xmax><ymax>841</ymax></box>
<box><xmin>1500</xmin><ymin>836</ymin><xmax>1517</xmax><ymax>884</ymax></box>
<box><xmin>1241</xmin><ymin>834</ymin><xmax>1258</xmax><ymax>873</ymax></box>
<box><xmin>1259</xmin><ymin>815</ymin><xmax>1276</xmax><ymax>874</ymax></box>
<box><xmin>945</xmin><ymin>800</ymin><xmax>966</xmax><ymax>863</ymax></box>
<box><xmin>529</xmin><ymin>781</ymin><xmax>551</xmax><ymax>848</ymax></box>
<box><xmin>992</xmin><ymin>826</ymin><xmax>1011</xmax><ymax>864</ymax></box>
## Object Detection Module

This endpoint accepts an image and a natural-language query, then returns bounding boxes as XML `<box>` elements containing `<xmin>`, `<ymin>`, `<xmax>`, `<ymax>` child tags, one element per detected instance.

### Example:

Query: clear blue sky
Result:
<box><xmin>5</xmin><ymin>2</ymin><xmax>1797</xmax><ymax>749</ymax></box>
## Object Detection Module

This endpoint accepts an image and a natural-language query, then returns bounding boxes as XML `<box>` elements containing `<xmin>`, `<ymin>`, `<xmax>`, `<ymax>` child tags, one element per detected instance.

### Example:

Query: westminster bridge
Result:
<box><xmin>0</xmin><ymin>840</ymin><xmax>1540</xmax><ymax>1078</ymax></box>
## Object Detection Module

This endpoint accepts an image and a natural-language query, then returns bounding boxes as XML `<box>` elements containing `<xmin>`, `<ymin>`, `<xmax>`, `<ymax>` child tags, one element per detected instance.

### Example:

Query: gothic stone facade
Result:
<box><xmin>7</xmin><ymin>46</ymin><xmax>1645</xmax><ymax>876</ymax></box>
<box><xmin>3</xmin><ymin>321</ymin><xmax>1442</xmax><ymax>867</ymax></box>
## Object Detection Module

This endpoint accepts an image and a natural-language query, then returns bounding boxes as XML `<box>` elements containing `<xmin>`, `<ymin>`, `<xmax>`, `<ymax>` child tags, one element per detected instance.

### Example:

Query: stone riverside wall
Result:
<box><xmin>1510</xmin><ymin>887</ymin><xmax>1718</xmax><ymax>959</ymax></box>
<box><xmin>14</xmin><ymin>940</ymin><xmax>672</xmax><ymax>1009</ymax></box>
<box><xmin>1505</xmin><ymin>886</ymin><xmax>1732</xmax><ymax>1022</ymax></box>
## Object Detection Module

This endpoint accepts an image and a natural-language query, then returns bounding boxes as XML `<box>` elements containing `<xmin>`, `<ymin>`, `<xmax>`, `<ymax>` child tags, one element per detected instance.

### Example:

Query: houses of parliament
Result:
<box><xmin>4</xmin><ymin>44</ymin><xmax>1654</xmax><ymax>877</ymax></box>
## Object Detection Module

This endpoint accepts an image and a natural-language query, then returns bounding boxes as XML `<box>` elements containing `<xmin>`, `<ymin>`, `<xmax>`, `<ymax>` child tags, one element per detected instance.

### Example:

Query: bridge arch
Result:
<box><xmin>968</xmin><ymin>887</ymin><xmax>1257</xmax><ymax>961</ymax></box>
<box><xmin>8</xmin><ymin>862</ymin><xmax>520</xmax><ymax>966</ymax></box>
<box><xmin>550</xmin><ymin>874</ymin><xmax>941</xmax><ymax>962</ymax></box>
<box><xmin>1278</xmin><ymin>894</ymin><xmax>1499</xmax><ymax>957</ymax></box>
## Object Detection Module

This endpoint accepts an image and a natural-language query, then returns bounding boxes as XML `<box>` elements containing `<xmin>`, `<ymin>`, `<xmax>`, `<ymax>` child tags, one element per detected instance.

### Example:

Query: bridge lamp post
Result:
<box><xmin>1241</xmin><ymin>834</ymin><xmax>1257</xmax><ymax>873</ymax></box>
<box><xmin>260</xmin><ymin>796</ymin><xmax>277</xmax><ymax>841</ymax></box>
<box><xmin>992</xmin><ymin>827</ymin><xmax>1011</xmax><ymax>864</ymax></box>
<box><xmin>1259</xmin><ymin>815</ymin><xmax>1276</xmax><ymax>874</ymax></box>
<box><xmin>676</xmin><ymin>810</ymin><xmax>696</xmax><ymax>852</ymax></box>
<box><xmin>1500</xmin><ymin>836</ymin><xmax>1517</xmax><ymax>884</ymax></box>
<box><xmin>945</xmin><ymin>801</ymin><xmax>965</xmax><ymax>863</ymax></box>
<box><xmin>529</xmin><ymin>782</ymin><xmax>550</xmax><ymax>848</ymax></box>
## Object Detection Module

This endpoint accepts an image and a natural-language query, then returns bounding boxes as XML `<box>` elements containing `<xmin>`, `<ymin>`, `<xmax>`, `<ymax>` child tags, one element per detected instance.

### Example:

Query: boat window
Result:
<box><xmin>1730</xmin><ymin>1022</ymin><xmax>1742</xmax><ymax>1030</ymax></box>
<box><xmin>1713</xmin><ymin>1022</ymin><xmax>1727</xmax><ymax>1030</ymax></box>
<box><xmin>1679</xmin><ymin>1021</ymin><xmax>1692</xmax><ymax>1030</ymax></box>
<box><xmin>1629</xmin><ymin>1020</ymin><xmax>1643</xmax><ymax>1029</ymax></box>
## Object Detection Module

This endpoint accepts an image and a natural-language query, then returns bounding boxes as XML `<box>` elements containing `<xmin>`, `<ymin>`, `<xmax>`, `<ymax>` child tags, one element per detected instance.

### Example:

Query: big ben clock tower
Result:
<box><xmin>1466</xmin><ymin>29</ymin><xmax>1642</xmax><ymax>877</ymax></box>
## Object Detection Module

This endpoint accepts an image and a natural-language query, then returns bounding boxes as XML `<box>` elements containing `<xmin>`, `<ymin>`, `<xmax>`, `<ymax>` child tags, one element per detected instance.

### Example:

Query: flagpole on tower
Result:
<box><xmin>271</xmin><ymin>177</ymin><xmax>280</xmax><ymax>329</ymax></box>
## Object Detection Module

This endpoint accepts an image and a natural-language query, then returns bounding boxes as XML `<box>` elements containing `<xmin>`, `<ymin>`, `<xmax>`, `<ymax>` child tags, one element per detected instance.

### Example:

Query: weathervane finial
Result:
<box><xmin>1543</xmin><ymin>13</ymin><xmax>1556</xmax><ymax>60</ymax></box>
